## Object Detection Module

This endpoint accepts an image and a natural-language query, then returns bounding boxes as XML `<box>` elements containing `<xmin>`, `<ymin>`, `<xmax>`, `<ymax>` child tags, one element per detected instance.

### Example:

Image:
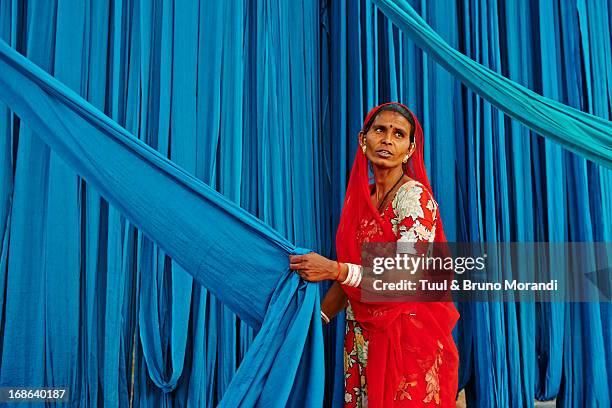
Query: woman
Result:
<box><xmin>289</xmin><ymin>102</ymin><xmax>459</xmax><ymax>407</ymax></box>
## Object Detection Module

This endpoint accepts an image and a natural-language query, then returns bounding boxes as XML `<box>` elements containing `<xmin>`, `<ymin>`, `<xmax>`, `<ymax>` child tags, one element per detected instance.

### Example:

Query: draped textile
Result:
<box><xmin>372</xmin><ymin>0</ymin><xmax>612</xmax><ymax>169</ymax></box>
<box><xmin>0</xmin><ymin>0</ymin><xmax>611</xmax><ymax>407</ymax></box>
<box><xmin>0</xmin><ymin>36</ymin><xmax>325</xmax><ymax>407</ymax></box>
<box><xmin>1</xmin><ymin>1</ymin><xmax>328</xmax><ymax>406</ymax></box>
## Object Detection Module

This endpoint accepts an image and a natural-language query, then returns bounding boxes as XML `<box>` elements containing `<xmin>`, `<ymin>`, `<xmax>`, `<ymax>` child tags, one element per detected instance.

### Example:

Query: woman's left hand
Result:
<box><xmin>289</xmin><ymin>252</ymin><xmax>337</xmax><ymax>282</ymax></box>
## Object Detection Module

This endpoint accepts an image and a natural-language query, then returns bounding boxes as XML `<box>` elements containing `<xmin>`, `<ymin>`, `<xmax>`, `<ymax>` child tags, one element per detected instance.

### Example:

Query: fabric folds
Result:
<box><xmin>372</xmin><ymin>0</ymin><xmax>612</xmax><ymax>169</ymax></box>
<box><xmin>1</xmin><ymin>0</ymin><xmax>611</xmax><ymax>405</ymax></box>
<box><xmin>0</xmin><ymin>40</ymin><xmax>324</xmax><ymax>407</ymax></box>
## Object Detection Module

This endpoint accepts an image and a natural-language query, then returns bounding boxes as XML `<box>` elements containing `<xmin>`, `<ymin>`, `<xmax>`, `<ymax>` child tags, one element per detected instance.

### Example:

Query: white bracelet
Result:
<box><xmin>320</xmin><ymin>310</ymin><xmax>330</xmax><ymax>324</ymax></box>
<box><xmin>340</xmin><ymin>263</ymin><xmax>354</xmax><ymax>285</ymax></box>
<box><xmin>341</xmin><ymin>263</ymin><xmax>363</xmax><ymax>287</ymax></box>
<box><xmin>348</xmin><ymin>263</ymin><xmax>360</xmax><ymax>286</ymax></box>
<box><xmin>353</xmin><ymin>264</ymin><xmax>363</xmax><ymax>287</ymax></box>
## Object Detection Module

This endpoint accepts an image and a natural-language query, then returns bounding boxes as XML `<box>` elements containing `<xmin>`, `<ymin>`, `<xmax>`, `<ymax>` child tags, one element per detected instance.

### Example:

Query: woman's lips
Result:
<box><xmin>376</xmin><ymin>150</ymin><xmax>393</xmax><ymax>158</ymax></box>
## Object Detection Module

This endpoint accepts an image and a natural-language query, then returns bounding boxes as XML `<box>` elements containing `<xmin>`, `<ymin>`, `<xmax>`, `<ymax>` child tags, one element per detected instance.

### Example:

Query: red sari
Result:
<box><xmin>337</xmin><ymin>103</ymin><xmax>459</xmax><ymax>407</ymax></box>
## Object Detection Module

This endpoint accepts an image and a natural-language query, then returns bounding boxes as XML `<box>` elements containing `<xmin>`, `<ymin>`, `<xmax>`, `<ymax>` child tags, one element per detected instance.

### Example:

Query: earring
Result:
<box><xmin>362</xmin><ymin>144</ymin><xmax>367</xmax><ymax>154</ymax></box>
<box><xmin>403</xmin><ymin>142</ymin><xmax>415</xmax><ymax>163</ymax></box>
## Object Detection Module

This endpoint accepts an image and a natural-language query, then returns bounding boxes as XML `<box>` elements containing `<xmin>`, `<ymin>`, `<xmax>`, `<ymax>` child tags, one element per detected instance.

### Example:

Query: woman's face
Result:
<box><xmin>360</xmin><ymin>110</ymin><xmax>414</xmax><ymax>170</ymax></box>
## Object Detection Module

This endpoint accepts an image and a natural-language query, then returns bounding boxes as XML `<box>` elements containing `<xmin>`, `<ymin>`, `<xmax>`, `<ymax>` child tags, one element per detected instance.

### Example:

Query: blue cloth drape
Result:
<box><xmin>373</xmin><ymin>0</ymin><xmax>612</xmax><ymax>169</ymax></box>
<box><xmin>1</xmin><ymin>0</ymin><xmax>611</xmax><ymax>407</ymax></box>
<box><xmin>0</xmin><ymin>38</ymin><xmax>325</xmax><ymax>407</ymax></box>
<box><xmin>0</xmin><ymin>1</ymin><xmax>326</xmax><ymax>407</ymax></box>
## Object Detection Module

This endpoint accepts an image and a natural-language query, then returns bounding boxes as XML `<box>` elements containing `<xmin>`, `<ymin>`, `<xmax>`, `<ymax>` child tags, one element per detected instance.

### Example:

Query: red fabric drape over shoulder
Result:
<box><xmin>336</xmin><ymin>103</ymin><xmax>459</xmax><ymax>407</ymax></box>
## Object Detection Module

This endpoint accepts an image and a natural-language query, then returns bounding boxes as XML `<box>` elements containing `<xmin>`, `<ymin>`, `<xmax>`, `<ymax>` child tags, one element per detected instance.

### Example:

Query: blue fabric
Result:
<box><xmin>0</xmin><ymin>2</ymin><xmax>326</xmax><ymax>405</ymax></box>
<box><xmin>373</xmin><ymin>0</ymin><xmax>612</xmax><ymax>169</ymax></box>
<box><xmin>1</xmin><ymin>0</ymin><xmax>611</xmax><ymax>407</ymax></box>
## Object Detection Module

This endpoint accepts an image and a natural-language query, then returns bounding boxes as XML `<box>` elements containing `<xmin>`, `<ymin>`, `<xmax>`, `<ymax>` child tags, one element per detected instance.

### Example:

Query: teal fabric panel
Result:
<box><xmin>1</xmin><ymin>0</ymin><xmax>611</xmax><ymax>406</ymax></box>
<box><xmin>0</xmin><ymin>0</ymin><xmax>58</xmax><ymax>395</ymax></box>
<box><xmin>0</xmin><ymin>1</ymin><xmax>329</xmax><ymax>406</ymax></box>
<box><xmin>373</xmin><ymin>0</ymin><xmax>612</xmax><ymax>169</ymax></box>
<box><xmin>0</xmin><ymin>39</ymin><xmax>325</xmax><ymax>407</ymax></box>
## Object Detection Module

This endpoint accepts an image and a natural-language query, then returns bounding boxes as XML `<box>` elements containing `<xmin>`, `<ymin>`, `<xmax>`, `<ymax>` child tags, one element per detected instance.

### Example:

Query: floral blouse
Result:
<box><xmin>355</xmin><ymin>180</ymin><xmax>438</xmax><ymax>246</ymax></box>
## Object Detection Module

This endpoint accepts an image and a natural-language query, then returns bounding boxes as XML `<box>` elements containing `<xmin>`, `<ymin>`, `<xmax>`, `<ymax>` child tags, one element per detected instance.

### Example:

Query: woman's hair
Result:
<box><xmin>361</xmin><ymin>103</ymin><xmax>416</xmax><ymax>143</ymax></box>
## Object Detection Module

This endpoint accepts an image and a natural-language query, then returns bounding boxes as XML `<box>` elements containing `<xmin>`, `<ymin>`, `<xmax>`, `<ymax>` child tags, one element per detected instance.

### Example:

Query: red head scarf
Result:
<box><xmin>335</xmin><ymin>103</ymin><xmax>459</xmax><ymax>407</ymax></box>
<box><xmin>336</xmin><ymin>102</ymin><xmax>447</xmax><ymax>266</ymax></box>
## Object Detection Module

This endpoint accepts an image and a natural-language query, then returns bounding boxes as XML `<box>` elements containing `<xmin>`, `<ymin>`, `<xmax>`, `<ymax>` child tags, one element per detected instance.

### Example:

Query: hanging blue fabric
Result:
<box><xmin>0</xmin><ymin>39</ymin><xmax>325</xmax><ymax>408</ymax></box>
<box><xmin>1</xmin><ymin>1</ymin><xmax>611</xmax><ymax>406</ymax></box>
<box><xmin>371</xmin><ymin>0</ymin><xmax>612</xmax><ymax>169</ymax></box>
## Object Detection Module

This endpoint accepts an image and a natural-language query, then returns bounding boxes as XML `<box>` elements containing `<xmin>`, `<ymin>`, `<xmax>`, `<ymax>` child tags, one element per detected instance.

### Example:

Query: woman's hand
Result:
<box><xmin>289</xmin><ymin>252</ymin><xmax>338</xmax><ymax>282</ymax></box>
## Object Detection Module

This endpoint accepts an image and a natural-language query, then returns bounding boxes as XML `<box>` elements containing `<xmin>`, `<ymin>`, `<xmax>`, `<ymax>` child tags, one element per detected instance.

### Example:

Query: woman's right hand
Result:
<box><xmin>289</xmin><ymin>252</ymin><xmax>344</xmax><ymax>282</ymax></box>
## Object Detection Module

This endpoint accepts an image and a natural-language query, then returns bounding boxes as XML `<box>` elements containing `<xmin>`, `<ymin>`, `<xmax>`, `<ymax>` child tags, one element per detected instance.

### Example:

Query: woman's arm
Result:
<box><xmin>320</xmin><ymin>281</ymin><xmax>348</xmax><ymax>324</ymax></box>
<box><xmin>288</xmin><ymin>253</ymin><xmax>350</xmax><ymax>323</ymax></box>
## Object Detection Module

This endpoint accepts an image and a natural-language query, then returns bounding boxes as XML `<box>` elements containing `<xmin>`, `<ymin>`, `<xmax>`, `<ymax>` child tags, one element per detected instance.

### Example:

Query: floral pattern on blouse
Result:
<box><xmin>391</xmin><ymin>181</ymin><xmax>438</xmax><ymax>244</ymax></box>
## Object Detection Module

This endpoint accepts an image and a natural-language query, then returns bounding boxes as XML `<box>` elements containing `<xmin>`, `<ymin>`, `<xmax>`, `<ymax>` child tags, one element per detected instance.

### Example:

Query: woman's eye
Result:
<box><xmin>375</xmin><ymin>128</ymin><xmax>382</xmax><ymax>132</ymax></box>
<box><xmin>395</xmin><ymin>132</ymin><xmax>403</xmax><ymax>138</ymax></box>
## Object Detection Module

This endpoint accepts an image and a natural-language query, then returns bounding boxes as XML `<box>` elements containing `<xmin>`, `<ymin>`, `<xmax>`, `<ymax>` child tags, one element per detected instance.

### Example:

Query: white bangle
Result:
<box><xmin>341</xmin><ymin>263</ymin><xmax>362</xmax><ymax>287</ymax></box>
<box><xmin>340</xmin><ymin>263</ymin><xmax>354</xmax><ymax>285</ymax></box>
<box><xmin>320</xmin><ymin>310</ymin><xmax>330</xmax><ymax>324</ymax></box>
<box><xmin>354</xmin><ymin>265</ymin><xmax>363</xmax><ymax>288</ymax></box>
<box><xmin>348</xmin><ymin>264</ymin><xmax>360</xmax><ymax>286</ymax></box>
